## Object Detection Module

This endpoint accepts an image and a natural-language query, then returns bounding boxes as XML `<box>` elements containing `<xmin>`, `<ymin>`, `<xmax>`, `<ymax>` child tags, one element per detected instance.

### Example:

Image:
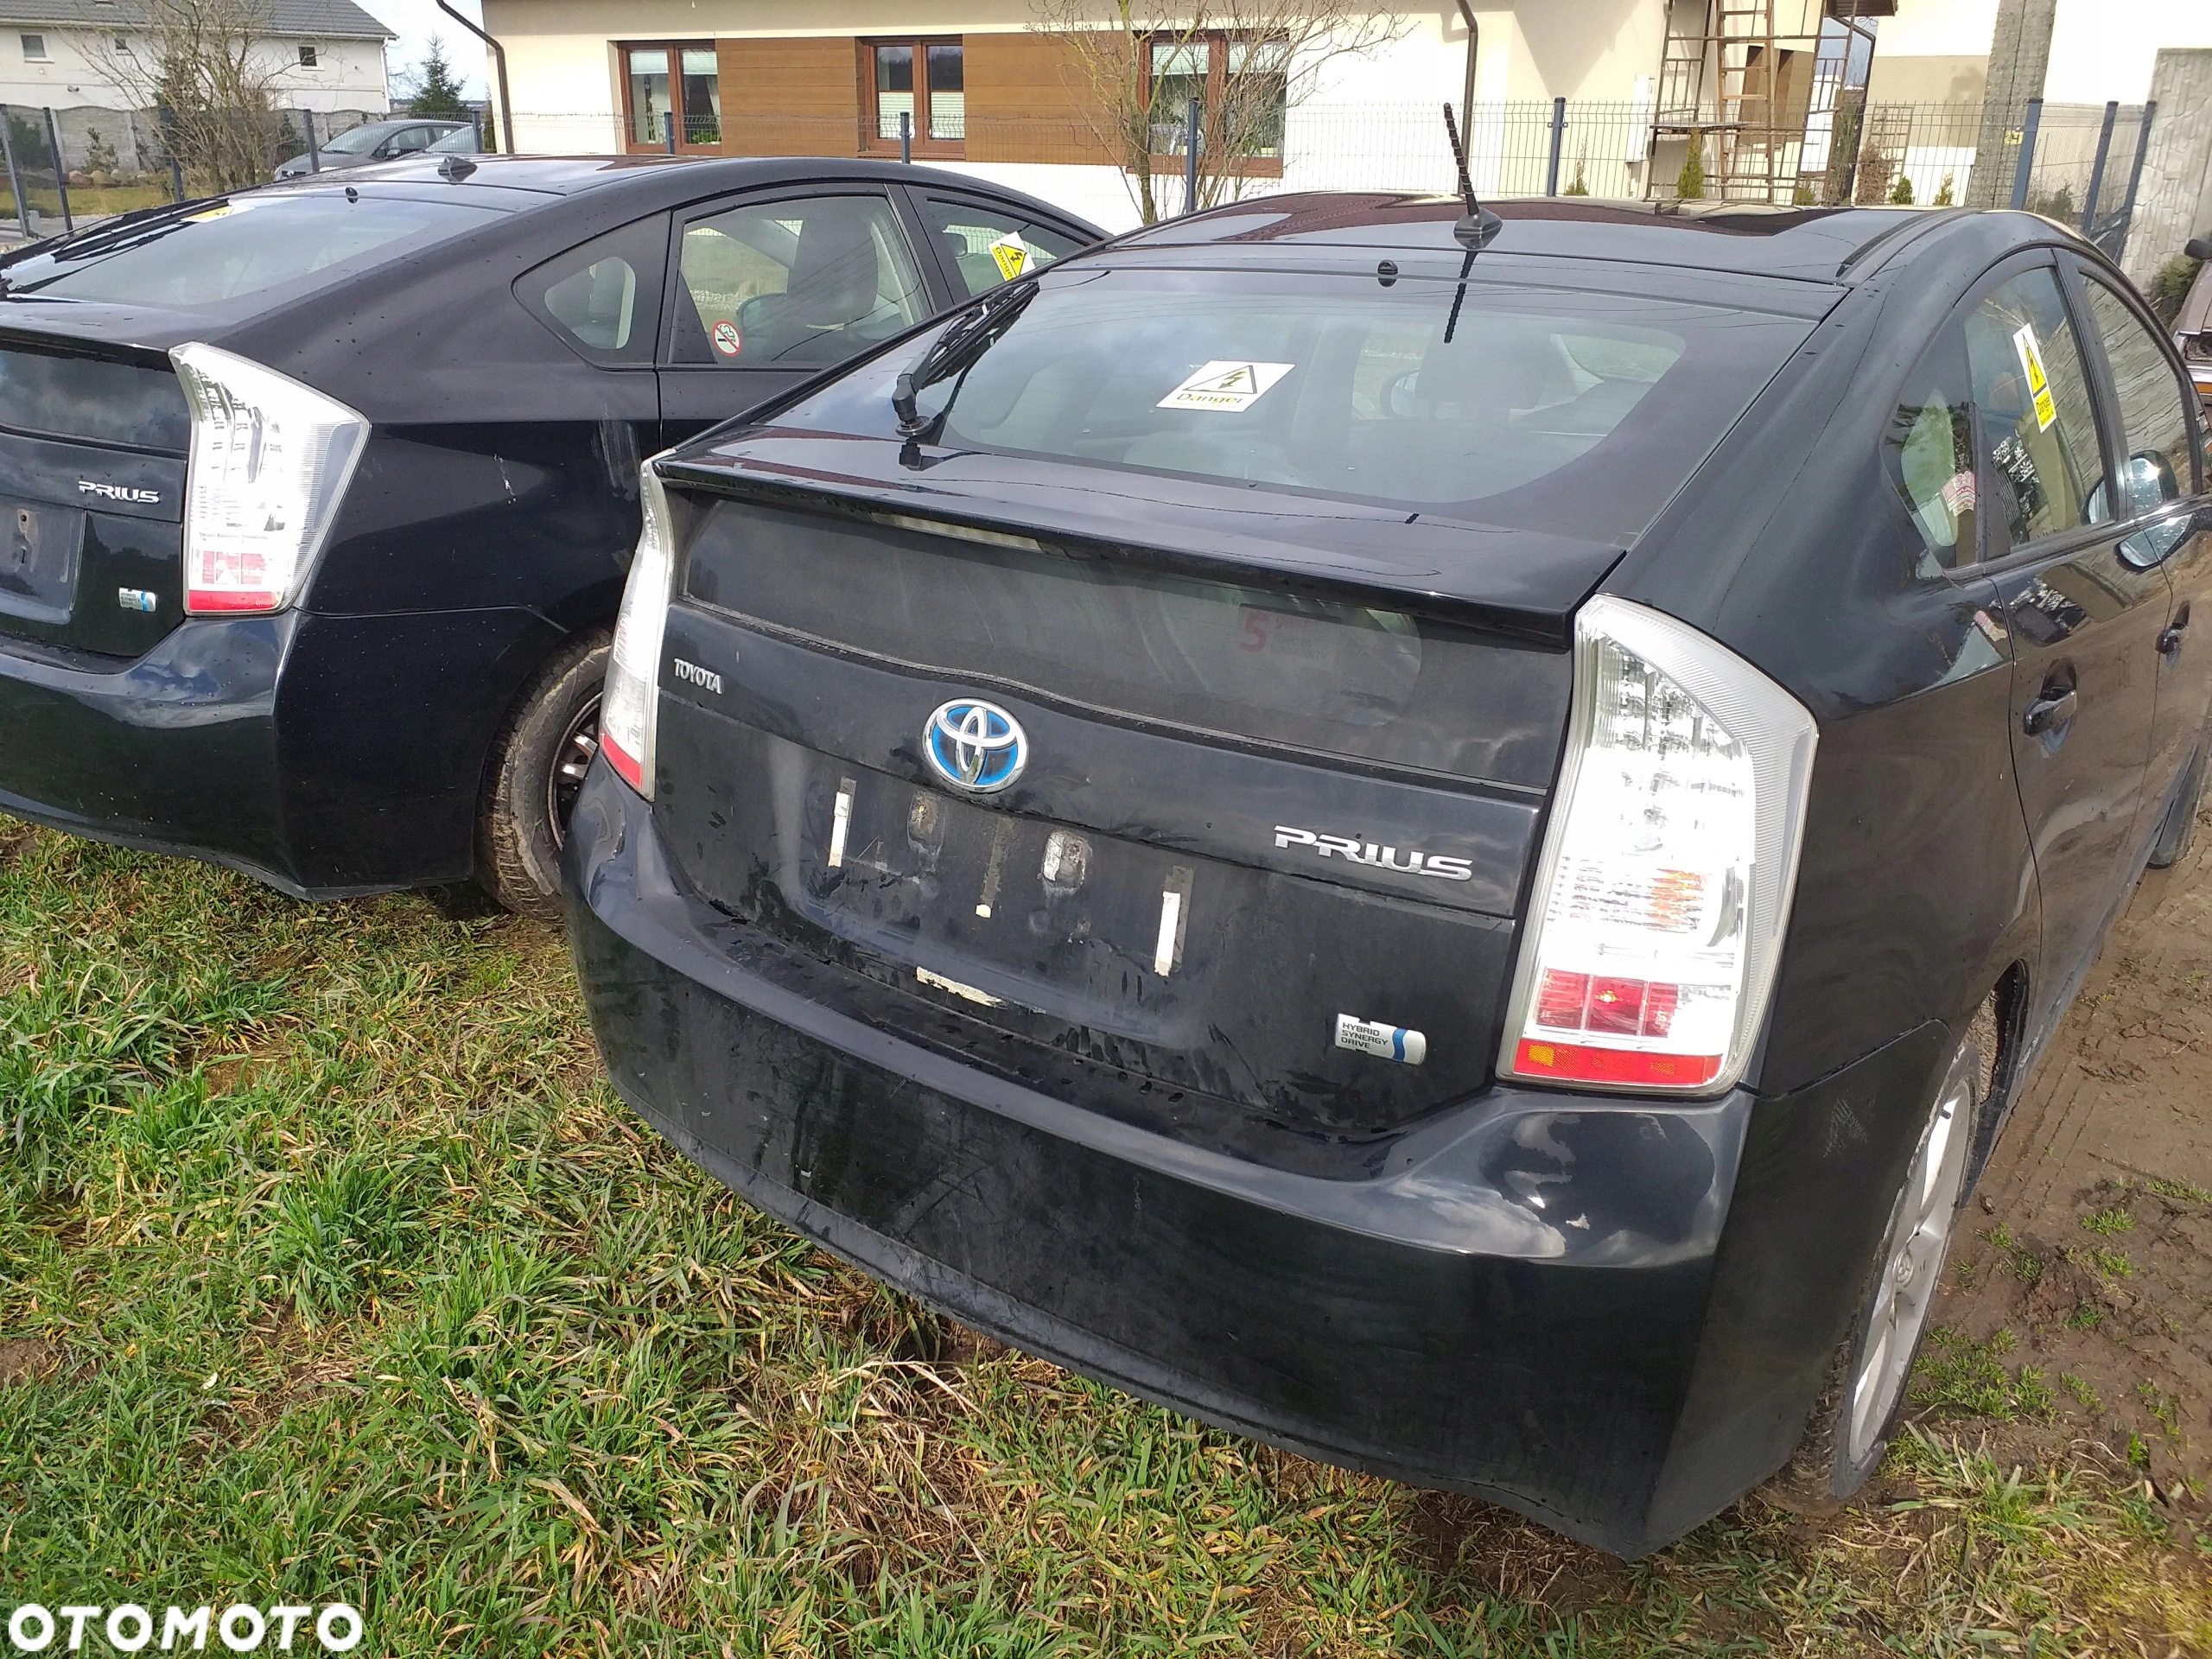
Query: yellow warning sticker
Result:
<box><xmin>987</xmin><ymin>234</ymin><xmax>1029</xmax><ymax>281</ymax></box>
<box><xmin>1157</xmin><ymin>359</ymin><xmax>1295</xmax><ymax>412</ymax></box>
<box><xmin>2012</xmin><ymin>323</ymin><xmax>2056</xmax><ymax>432</ymax></box>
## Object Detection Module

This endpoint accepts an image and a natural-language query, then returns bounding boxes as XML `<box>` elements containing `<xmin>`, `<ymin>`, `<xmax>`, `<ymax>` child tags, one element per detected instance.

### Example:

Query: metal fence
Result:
<box><xmin>0</xmin><ymin>93</ymin><xmax>2178</xmax><ymax>274</ymax></box>
<box><xmin>0</xmin><ymin>105</ymin><xmax>416</xmax><ymax>237</ymax></box>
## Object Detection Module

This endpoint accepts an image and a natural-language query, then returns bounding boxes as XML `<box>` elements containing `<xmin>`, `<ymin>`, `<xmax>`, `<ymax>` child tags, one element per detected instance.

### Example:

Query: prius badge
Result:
<box><xmin>925</xmin><ymin>698</ymin><xmax>1027</xmax><ymax>794</ymax></box>
<box><xmin>79</xmin><ymin>480</ymin><xmax>161</xmax><ymax>505</ymax></box>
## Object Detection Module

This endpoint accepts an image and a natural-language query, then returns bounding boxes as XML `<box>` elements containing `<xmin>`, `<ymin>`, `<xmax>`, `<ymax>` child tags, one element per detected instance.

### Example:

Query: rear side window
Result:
<box><xmin>915</xmin><ymin>195</ymin><xmax>1084</xmax><ymax>296</ymax></box>
<box><xmin>1962</xmin><ymin>267</ymin><xmax>2110</xmax><ymax>549</ymax></box>
<box><xmin>840</xmin><ymin>267</ymin><xmax>1818</xmax><ymax>543</ymax></box>
<box><xmin>1</xmin><ymin>193</ymin><xmax>505</xmax><ymax>309</ymax></box>
<box><xmin>2080</xmin><ymin>276</ymin><xmax>2197</xmax><ymax>512</ymax></box>
<box><xmin>672</xmin><ymin>194</ymin><xmax>926</xmax><ymax>368</ymax></box>
<box><xmin>1885</xmin><ymin>327</ymin><xmax>1978</xmax><ymax>569</ymax></box>
<box><xmin>517</xmin><ymin>215</ymin><xmax>667</xmax><ymax>365</ymax></box>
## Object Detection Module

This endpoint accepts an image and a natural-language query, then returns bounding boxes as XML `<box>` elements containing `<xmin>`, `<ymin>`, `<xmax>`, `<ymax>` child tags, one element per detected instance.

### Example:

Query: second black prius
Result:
<box><xmin>564</xmin><ymin>194</ymin><xmax>2209</xmax><ymax>1554</ymax></box>
<box><xmin>0</xmin><ymin>154</ymin><xmax>1096</xmax><ymax>917</ymax></box>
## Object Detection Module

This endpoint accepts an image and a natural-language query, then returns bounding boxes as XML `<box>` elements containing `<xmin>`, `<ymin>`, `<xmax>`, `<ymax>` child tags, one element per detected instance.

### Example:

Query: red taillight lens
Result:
<box><xmin>1513</xmin><ymin>1039</ymin><xmax>1721</xmax><ymax>1088</ymax></box>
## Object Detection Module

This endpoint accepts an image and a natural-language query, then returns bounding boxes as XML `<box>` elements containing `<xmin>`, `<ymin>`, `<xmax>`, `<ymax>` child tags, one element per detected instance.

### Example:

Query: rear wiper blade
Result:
<box><xmin>891</xmin><ymin>276</ymin><xmax>1039</xmax><ymax>435</ymax></box>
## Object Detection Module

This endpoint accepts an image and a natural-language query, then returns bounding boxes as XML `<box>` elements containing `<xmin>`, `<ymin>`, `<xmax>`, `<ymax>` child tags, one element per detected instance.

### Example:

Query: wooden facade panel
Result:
<box><xmin>963</xmin><ymin>31</ymin><xmax>1119</xmax><ymax>164</ymax></box>
<box><xmin>717</xmin><ymin>36</ymin><xmax>861</xmax><ymax>157</ymax></box>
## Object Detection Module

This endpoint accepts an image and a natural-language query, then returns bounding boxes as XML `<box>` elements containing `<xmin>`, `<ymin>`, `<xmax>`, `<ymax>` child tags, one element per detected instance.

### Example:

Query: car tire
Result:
<box><xmin>1764</xmin><ymin>1007</ymin><xmax>1989</xmax><ymax>1512</ymax></box>
<box><xmin>477</xmin><ymin>631</ymin><xmax>609</xmax><ymax>923</ymax></box>
<box><xmin>2146</xmin><ymin>740</ymin><xmax>2205</xmax><ymax>870</ymax></box>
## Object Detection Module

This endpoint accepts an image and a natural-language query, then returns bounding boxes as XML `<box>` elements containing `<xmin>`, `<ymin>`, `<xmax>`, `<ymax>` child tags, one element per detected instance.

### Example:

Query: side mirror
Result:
<box><xmin>2188</xmin><ymin>236</ymin><xmax>2212</xmax><ymax>262</ymax></box>
<box><xmin>2129</xmin><ymin>448</ymin><xmax>2180</xmax><ymax>511</ymax></box>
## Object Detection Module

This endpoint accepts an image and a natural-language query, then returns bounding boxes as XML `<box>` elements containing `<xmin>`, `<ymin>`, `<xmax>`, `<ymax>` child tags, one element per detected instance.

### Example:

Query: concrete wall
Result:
<box><xmin>0</xmin><ymin>26</ymin><xmax>388</xmax><ymax>114</ymax></box>
<box><xmin>2121</xmin><ymin>48</ymin><xmax>2212</xmax><ymax>289</ymax></box>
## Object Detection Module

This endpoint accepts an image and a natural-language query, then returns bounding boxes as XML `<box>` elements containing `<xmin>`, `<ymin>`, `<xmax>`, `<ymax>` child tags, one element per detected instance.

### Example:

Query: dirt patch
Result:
<box><xmin>0</xmin><ymin>1337</ymin><xmax>59</xmax><ymax>1385</ymax></box>
<box><xmin>1929</xmin><ymin>810</ymin><xmax>2212</xmax><ymax>1503</ymax></box>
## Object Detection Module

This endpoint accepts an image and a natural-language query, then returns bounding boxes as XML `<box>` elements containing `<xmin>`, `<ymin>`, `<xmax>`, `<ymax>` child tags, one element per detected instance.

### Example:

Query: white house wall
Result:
<box><xmin>0</xmin><ymin>25</ymin><xmax>387</xmax><ymax>114</ymax></box>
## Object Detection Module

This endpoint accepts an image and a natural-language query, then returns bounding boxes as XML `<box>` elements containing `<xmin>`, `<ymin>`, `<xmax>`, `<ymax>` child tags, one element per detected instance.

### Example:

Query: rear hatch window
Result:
<box><xmin>786</xmin><ymin>264</ymin><xmax>1821</xmax><ymax>543</ymax></box>
<box><xmin>1</xmin><ymin>191</ymin><xmax>505</xmax><ymax>311</ymax></box>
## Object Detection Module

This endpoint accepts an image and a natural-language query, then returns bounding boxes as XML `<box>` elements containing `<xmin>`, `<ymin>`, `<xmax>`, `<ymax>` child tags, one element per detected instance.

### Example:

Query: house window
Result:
<box><xmin>298</xmin><ymin>44</ymin><xmax>318</xmax><ymax>67</ymax></box>
<box><xmin>19</xmin><ymin>33</ymin><xmax>45</xmax><ymax>60</ymax></box>
<box><xmin>621</xmin><ymin>41</ymin><xmax>720</xmax><ymax>149</ymax></box>
<box><xmin>1144</xmin><ymin>33</ymin><xmax>1288</xmax><ymax>170</ymax></box>
<box><xmin>111</xmin><ymin>33</ymin><xmax>130</xmax><ymax>53</ymax></box>
<box><xmin>861</xmin><ymin>39</ymin><xmax>963</xmax><ymax>152</ymax></box>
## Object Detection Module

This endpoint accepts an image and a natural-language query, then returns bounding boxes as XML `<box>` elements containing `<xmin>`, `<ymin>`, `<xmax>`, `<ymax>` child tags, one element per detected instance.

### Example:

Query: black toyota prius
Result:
<box><xmin>0</xmin><ymin>154</ymin><xmax>1096</xmax><ymax>917</ymax></box>
<box><xmin>562</xmin><ymin>194</ymin><xmax>2211</xmax><ymax>1555</ymax></box>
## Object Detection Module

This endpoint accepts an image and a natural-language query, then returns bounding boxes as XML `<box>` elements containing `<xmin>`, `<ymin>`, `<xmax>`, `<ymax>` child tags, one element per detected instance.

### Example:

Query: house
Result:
<box><xmin>0</xmin><ymin>0</ymin><xmax>393</xmax><ymax>120</ymax></box>
<box><xmin>473</xmin><ymin>0</ymin><xmax>2210</xmax><ymax>234</ymax></box>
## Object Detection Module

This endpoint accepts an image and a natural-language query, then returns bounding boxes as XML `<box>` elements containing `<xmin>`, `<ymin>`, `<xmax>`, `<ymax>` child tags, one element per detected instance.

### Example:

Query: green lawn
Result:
<box><xmin>3</xmin><ymin>819</ymin><xmax>2208</xmax><ymax>1655</ymax></box>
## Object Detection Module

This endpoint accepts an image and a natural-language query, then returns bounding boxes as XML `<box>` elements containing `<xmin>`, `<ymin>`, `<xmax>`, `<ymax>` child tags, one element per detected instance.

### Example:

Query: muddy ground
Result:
<box><xmin>1930</xmin><ymin>807</ymin><xmax>2212</xmax><ymax>1508</ymax></box>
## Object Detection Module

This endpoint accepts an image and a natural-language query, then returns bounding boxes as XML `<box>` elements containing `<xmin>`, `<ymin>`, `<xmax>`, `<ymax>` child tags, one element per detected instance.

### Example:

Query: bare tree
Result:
<box><xmin>1029</xmin><ymin>0</ymin><xmax>1410</xmax><ymax>224</ymax></box>
<box><xmin>80</xmin><ymin>0</ymin><xmax>294</xmax><ymax>193</ymax></box>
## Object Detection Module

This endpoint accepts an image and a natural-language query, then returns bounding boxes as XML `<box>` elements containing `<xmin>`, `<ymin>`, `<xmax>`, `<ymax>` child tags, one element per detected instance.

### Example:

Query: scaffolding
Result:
<box><xmin>1649</xmin><ymin>0</ymin><xmax>1885</xmax><ymax>203</ymax></box>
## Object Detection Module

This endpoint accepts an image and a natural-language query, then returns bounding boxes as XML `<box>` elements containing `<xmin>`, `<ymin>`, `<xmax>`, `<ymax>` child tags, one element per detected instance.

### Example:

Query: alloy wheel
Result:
<box><xmin>1843</xmin><ymin>1048</ymin><xmax>1978</xmax><ymax>1468</ymax></box>
<box><xmin>546</xmin><ymin>693</ymin><xmax>601</xmax><ymax>852</ymax></box>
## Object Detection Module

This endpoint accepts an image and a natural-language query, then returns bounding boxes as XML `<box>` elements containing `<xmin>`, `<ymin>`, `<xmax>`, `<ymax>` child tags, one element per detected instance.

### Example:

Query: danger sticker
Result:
<box><xmin>2012</xmin><ymin>323</ymin><xmax>2056</xmax><ymax>432</ymax></box>
<box><xmin>710</xmin><ymin>320</ymin><xmax>742</xmax><ymax>358</ymax></box>
<box><xmin>1158</xmin><ymin>359</ymin><xmax>1295</xmax><ymax>412</ymax></box>
<box><xmin>987</xmin><ymin>234</ymin><xmax>1029</xmax><ymax>281</ymax></box>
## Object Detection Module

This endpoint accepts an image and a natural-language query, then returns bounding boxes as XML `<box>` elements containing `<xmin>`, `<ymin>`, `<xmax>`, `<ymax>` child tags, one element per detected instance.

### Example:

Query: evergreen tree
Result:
<box><xmin>405</xmin><ymin>35</ymin><xmax>471</xmax><ymax>121</ymax></box>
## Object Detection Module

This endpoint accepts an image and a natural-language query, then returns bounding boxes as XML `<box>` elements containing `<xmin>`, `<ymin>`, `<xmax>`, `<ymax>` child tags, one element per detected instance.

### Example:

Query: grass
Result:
<box><xmin>3</xmin><ymin>820</ymin><xmax>2211</xmax><ymax>1656</ymax></box>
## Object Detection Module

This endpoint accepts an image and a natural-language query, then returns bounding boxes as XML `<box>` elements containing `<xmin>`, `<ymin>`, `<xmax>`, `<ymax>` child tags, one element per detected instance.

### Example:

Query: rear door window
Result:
<box><xmin>914</xmin><ymin>194</ymin><xmax>1085</xmax><ymax>296</ymax></box>
<box><xmin>671</xmin><ymin>193</ymin><xmax>927</xmax><ymax>368</ymax></box>
<box><xmin>0</xmin><ymin>192</ymin><xmax>505</xmax><ymax>308</ymax></box>
<box><xmin>1961</xmin><ymin>266</ymin><xmax>2111</xmax><ymax>549</ymax></box>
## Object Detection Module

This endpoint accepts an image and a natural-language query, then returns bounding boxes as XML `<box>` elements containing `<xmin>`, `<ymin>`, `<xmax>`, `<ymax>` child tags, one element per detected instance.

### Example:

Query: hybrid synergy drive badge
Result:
<box><xmin>1335</xmin><ymin>1013</ymin><xmax>1427</xmax><ymax>1065</ymax></box>
<box><xmin>924</xmin><ymin>699</ymin><xmax>1027</xmax><ymax>794</ymax></box>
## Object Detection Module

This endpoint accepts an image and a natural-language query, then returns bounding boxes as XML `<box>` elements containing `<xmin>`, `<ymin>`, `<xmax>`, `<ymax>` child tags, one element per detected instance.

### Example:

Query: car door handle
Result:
<box><xmin>2159</xmin><ymin>606</ymin><xmax>2190</xmax><ymax>657</ymax></box>
<box><xmin>2023</xmin><ymin>687</ymin><xmax>2078</xmax><ymax>736</ymax></box>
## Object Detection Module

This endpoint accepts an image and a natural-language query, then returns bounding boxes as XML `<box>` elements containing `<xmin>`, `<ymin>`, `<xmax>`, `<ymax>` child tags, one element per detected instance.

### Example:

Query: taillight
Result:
<box><xmin>598</xmin><ymin>466</ymin><xmax>676</xmax><ymax>798</ymax></box>
<box><xmin>1500</xmin><ymin>596</ymin><xmax>1816</xmax><ymax>1095</ymax></box>
<box><xmin>169</xmin><ymin>342</ymin><xmax>366</xmax><ymax>615</ymax></box>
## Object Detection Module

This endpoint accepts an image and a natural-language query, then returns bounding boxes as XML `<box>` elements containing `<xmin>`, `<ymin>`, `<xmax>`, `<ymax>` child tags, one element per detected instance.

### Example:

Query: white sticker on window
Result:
<box><xmin>2012</xmin><ymin>323</ymin><xmax>2057</xmax><ymax>432</ymax></box>
<box><xmin>1158</xmin><ymin>359</ymin><xmax>1294</xmax><ymax>412</ymax></box>
<box><xmin>987</xmin><ymin>233</ymin><xmax>1029</xmax><ymax>281</ymax></box>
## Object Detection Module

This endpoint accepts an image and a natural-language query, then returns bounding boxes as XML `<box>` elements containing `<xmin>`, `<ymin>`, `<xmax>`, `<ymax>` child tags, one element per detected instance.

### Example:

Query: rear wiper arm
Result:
<box><xmin>891</xmin><ymin>276</ymin><xmax>1039</xmax><ymax>435</ymax></box>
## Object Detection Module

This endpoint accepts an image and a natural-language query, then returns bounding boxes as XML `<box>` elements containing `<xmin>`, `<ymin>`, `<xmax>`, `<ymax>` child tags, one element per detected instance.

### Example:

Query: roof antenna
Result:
<box><xmin>1440</xmin><ymin>103</ymin><xmax>1503</xmax><ymax>251</ymax></box>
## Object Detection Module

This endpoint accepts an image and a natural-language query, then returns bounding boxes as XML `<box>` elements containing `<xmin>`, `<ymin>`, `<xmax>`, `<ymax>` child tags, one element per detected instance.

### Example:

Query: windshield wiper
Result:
<box><xmin>890</xmin><ymin>276</ymin><xmax>1039</xmax><ymax>436</ymax></box>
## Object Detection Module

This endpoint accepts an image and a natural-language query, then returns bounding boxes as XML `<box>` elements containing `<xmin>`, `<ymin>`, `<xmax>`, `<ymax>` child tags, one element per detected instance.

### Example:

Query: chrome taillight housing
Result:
<box><xmin>170</xmin><ymin>342</ymin><xmax>367</xmax><ymax>614</ymax></box>
<box><xmin>1499</xmin><ymin>596</ymin><xmax>1817</xmax><ymax>1095</ymax></box>
<box><xmin>598</xmin><ymin>466</ymin><xmax>676</xmax><ymax>798</ymax></box>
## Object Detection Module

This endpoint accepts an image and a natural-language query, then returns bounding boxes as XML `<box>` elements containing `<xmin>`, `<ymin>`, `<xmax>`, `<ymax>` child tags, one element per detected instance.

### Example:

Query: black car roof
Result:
<box><xmin>259</xmin><ymin>153</ymin><xmax>1108</xmax><ymax>242</ymax></box>
<box><xmin>1111</xmin><ymin>193</ymin><xmax>2056</xmax><ymax>285</ymax></box>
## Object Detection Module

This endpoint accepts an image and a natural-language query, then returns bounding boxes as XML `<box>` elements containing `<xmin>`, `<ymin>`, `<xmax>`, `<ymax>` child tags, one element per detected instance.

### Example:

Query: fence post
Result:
<box><xmin>2080</xmin><ymin>99</ymin><xmax>2118</xmax><ymax>234</ymax></box>
<box><xmin>1545</xmin><ymin>97</ymin><xmax>1566</xmax><ymax>196</ymax></box>
<box><xmin>2009</xmin><ymin>97</ymin><xmax>2041</xmax><ymax>212</ymax></box>
<box><xmin>158</xmin><ymin>103</ymin><xmax>185</xmax><ymax>203</ymax></box>
<box><xmin>1183</xmin><ymin>96</ymin><xmax>1200</xmax><ymax>215</ymax></box>
<box><xmin>41</xmin><ymin>107</ymin><xmax>68</xmax><ymax>234</ymax></box>
<box><xmin>305</xmin><ymin>108</ymin><xmax>320</xmax><ymax>173</ymax></box>
<box><xmin>0</xmin><ymin>110</ymin><xmax>28</xmax><ymax>240</ymax></box>
<box><xmin>899</xmin><ymin>109</ymin><xmax>911</xmax><ymax>163</ymax></box>
<box><xmin>2108</xmin><ymin>99</ymin><xmax>2157</xmax><ymax>264</ymax></box>
<box><xmin>664</xmin><ymin>109</ymin><xmax>677</xmax><ymax>154</ymax></box>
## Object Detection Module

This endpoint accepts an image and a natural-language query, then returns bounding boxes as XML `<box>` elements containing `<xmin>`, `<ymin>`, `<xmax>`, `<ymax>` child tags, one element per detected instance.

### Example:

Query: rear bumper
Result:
<box><xmin>0</xmin><ymin>607</ymin><xmax>563</xmax><ymax>896</ymax></box>
<box><xmin>563</xmin><ymin>762</ymin><xmax>1953</xmax><ymax>1555</ymax></box>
